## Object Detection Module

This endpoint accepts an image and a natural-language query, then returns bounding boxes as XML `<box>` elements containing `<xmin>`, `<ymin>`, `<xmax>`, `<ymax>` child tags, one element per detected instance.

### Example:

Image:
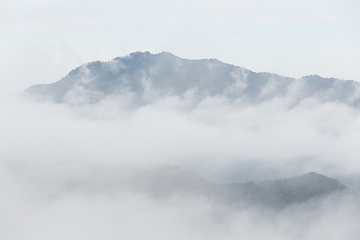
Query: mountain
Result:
<box><xmin>69</xmin><ymin>167</ymin><xmax>351</xmax><ymax>209</ymax></box>
<box><xmin>129</xmin><ymin>169</ymin><xmax>353</xmax><ymax>209</ymax></box>
<box><xmin>23</xmin><ymin>51</ymin><xmax>360</xmax><ymax>107</ymax></box>
<box><xmin>39</xmin><ymin>165</ymin><xmax>350</xmax><ymax>209</ymax></box>
<box><xmin>222</xmin><ymin>172</ymin><xmax>351</xmax><ymax>209</ymax></box>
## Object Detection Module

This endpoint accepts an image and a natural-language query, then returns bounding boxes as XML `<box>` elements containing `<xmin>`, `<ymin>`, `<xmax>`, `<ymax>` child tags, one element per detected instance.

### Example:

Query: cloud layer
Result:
<box><xmin>2</xmin><ymin>82</ymin><xmax>360</xmax><ymax>238</ymax></box>
<box><xmin>3</xmin><ymin>52</ymin><xmax>360</xmax><ymax>239</ymax></box>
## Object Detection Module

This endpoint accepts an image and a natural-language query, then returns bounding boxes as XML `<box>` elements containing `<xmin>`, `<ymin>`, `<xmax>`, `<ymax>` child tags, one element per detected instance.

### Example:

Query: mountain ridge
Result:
<box><xmin>117</xmin><ymin>168</ymin><xmax>356</xmax><ymax>210</ymax></box>
<box><xmin>22</xmin><ymin>51</ymin><xmax>360</xmax><ymax>108</ymax></box>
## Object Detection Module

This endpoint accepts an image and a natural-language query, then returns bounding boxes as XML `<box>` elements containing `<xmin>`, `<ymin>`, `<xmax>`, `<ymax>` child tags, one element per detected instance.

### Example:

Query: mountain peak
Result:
<box><xmin>22</xmin><ymin>52</ymin><xmax>360</xmax><ymax>108</ymax></box>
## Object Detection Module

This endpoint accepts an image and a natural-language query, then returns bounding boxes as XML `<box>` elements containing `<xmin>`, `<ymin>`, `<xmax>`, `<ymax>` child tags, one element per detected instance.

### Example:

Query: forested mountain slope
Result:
<box><xmin>125</xmin><ymin>168</ymin><xmax>353</xmax><ymax>209</ymax></box>
<box><xmin>23</xmin><ymin>51</ymin><xmax>360</xmax><ymax>108</ymax></box>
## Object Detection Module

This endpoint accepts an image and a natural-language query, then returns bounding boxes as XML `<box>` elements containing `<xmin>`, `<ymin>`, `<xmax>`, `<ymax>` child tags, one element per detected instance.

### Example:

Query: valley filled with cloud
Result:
<box><xmin>1</xmin><ymin>52</ymin><xmax>360</xmax><ymax>239</ymax></box>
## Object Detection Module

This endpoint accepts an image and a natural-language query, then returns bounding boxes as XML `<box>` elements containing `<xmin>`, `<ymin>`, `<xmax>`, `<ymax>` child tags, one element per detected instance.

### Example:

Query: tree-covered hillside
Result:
<box><xmin>23</xmin><ymin>52</ymin><xmax>360</xmax><ymax>108</ymax></box>
<box><xmin>116</xmin><ymin>167</ymin><xmax>352</xmax><ymax>209</ymax></box>
<box><xmin>223</xmin><ymin>172</ymin><xmax>348</xmax><ymax>208</ymax></box>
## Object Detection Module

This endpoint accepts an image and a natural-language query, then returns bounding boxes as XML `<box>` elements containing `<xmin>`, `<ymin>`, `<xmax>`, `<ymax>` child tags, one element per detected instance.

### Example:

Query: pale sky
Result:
<box><xmin>1</xmin><ymin>0</ymin><xmax>360</xmax><ymax>100</ymax></box>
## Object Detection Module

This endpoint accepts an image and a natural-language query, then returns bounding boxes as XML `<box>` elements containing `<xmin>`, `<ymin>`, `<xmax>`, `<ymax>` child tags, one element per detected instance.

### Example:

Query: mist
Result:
<box><xmin>1</xmin><ymin>79</ymin><xmax>360</xmax><ymax>239</ymax></box>
<box><xmin>1</xmin><ymin>0</ymin><xmax>360</xmax><ymax>237</ymax></box>
<box><xmin>5</xmin><ymin>90</ymin><xmax>360</xmax><ymax>177</ymax></box>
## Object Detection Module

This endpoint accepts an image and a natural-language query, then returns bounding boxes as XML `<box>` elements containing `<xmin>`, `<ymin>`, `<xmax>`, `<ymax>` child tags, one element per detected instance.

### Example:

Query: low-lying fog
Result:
<box><xmin>1</xmin><ymin>91</ymin><xmax>360</xmax><ymax>239</ymax></box>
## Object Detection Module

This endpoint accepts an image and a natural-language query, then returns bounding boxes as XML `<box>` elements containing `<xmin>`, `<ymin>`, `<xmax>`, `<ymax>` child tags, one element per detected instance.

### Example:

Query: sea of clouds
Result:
<box><xmin>1</xmin><ymin>84</ymin><xmax>360</xmax><ymax>239</ymax></box>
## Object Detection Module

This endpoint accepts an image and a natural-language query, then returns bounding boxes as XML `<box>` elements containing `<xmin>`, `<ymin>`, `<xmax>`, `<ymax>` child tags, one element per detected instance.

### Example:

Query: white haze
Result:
<box><xmin>1</xmin><ymin>0</ymin><xmax>360</xmax><ymax>237</ymax></box>
<box><xmin>1</xmin><ymin>81</ymin><xmax>360</xmax><ymax>239</ymax></box>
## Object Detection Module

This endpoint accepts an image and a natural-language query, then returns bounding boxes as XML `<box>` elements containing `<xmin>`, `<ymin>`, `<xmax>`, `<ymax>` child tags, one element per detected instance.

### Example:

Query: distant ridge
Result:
<box><xmin>222</xmin><ymin>172</ymin><xmax>349</xmax><ymax>208</ymax></box>
<box><xmin>23</xmin><ymin>51</ymin><xmax>360</xmax><ymax>108</ymax></box>
<box><xmin>105</xmin><ymin>167</ymin><xmax>351</xmax><ymax>209</ymax></box>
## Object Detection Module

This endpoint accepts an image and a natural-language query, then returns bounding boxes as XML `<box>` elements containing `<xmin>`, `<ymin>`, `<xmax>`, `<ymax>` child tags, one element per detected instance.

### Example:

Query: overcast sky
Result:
<box><xmin>0</xmin><ymin>0</ymin><xmax>360</xmax><ymax>101</ymax></box>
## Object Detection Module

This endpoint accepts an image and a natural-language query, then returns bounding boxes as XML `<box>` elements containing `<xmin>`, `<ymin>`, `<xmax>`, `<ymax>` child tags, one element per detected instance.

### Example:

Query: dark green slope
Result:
<box><xmin>223</xmin><ymin>172</ymin><xmax>348</xmax><ymax>208</ymax></box>
<box><xmin>126</xmin><ymin>168</ymin><xmax>351</xmax><ymax>209</ymax></box>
